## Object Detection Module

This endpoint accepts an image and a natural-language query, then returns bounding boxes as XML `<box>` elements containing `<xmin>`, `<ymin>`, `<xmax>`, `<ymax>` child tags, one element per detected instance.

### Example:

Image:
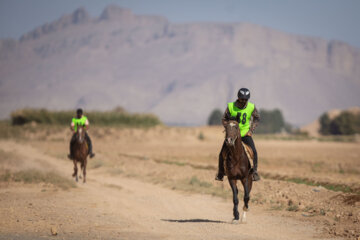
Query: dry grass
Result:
<box><xmin>4</xmin><ymin>125</ymin><xmax>358</xmax><ymax>196</ymax></box>
<box><xmin>88</xmin><ymin>158</ymin><xmax>105</xmax><ymax>169</ymax></box>
<box><xmin>165</xmin><ymin>176</ymin><xmax>232</xmax><ymax>199</ymax></box>
<box><xmin>0</xmin><ymin>123</ymin><xmax>65</xmax><ymax>141</ymax></box>
<box><xmin>1</xmin><ymin>125</ymin><xmax>359</xmax><ymax>239</ymax></box>
<box><xmin>0</xmin><ymin>149</ymin><xmax>23</xmax><ymax>165</ymax></box>
<box><xmin>0</xmin><ymin>169</ymin><xmax>76</xmax><ymax>190</ymax></box>
<box><xmin>286</xmin><ymin>205</ymin><xmax>299</xmax><ymax>212</ymax></box>
<box><xmin>261</xmin><ymin>174</ymin><xmax>358</xmax><ymax>194</ymax></box>
<box><xmin>269</xmin><ymin>203</ymin><xmax>285</xmax><ymax>211</ymax></box>
<box><xmin>104</xmin><ymin>183</ymin><xmax>122</xmax><ymax>191</ymax></box>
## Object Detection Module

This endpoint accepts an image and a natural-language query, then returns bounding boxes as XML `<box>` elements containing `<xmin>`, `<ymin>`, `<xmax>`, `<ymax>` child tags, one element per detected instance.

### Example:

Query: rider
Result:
<box><xmin>215</xmin><ymin>88</ymin><xmax>260</xmax><ymax>181</ymax></box>
<box><xmin>68</xmin><ymin>108</ymin><xmax>95</xmax><ymax>159</ymax></box>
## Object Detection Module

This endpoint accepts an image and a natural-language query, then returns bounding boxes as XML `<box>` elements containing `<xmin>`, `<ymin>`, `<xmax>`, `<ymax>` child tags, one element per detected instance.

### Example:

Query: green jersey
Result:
<box><xmin>227</xmin><ymin>101</ymin><xmax>255</xmax><ymax>137</ymax></box>
<box><xmin>72</xmin><ymin>116</ymin><xmax>88</xmax><ymax>132</ymax></box>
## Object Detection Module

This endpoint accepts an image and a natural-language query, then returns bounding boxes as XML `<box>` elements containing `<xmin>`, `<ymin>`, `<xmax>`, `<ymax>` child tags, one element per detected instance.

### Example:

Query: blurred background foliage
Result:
<box><xmin>319</xmin><ymin>111</ymin><xmax>360</xmax><ymax>135</ymax></box>
<box><xmin>10</xmin><ymin>107</ymin><xmax>161</xmax><ymax>128</ymax></box>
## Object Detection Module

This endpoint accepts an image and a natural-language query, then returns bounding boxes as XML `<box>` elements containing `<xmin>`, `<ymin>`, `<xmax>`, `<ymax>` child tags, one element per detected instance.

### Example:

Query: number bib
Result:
<box><xmin>72</xmin><ymin>116</ymin><xmax>88</xmax><ymax>132</ymax></box>
<box><xmin>227</xmin><ymin>101</ymin><xmax>254</xmax><ymax>137</ymax></box>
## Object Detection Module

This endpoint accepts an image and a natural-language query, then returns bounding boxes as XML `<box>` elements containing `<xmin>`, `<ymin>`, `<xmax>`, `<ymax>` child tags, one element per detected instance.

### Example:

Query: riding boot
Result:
<box><xmin>68</xmin><ymin>134</ymin><xmax>76</xmax><ymax>160</ymax></box>
<box><xmin>215</xmin><ymin>142</ymin><xmax>226</xmax><ymax>181</ymax></box>
<box><xmin>252</xmin><ymin>160</ymin><xmax>260</xmax><ymax>181</ymax></box>
<box><xmin>85</xmin><ymin>133</ymin><xmax>95</xmax><ymax>158</ymax></box>
<box><xmin>242</xmin><ymin>136</ymin><xmax>260</xmax><ymax>181</ymax></box>
<box><xmin>215</xmin><ymin>156</ymin><xmax>224</xmax><ymax>181</ymax></box>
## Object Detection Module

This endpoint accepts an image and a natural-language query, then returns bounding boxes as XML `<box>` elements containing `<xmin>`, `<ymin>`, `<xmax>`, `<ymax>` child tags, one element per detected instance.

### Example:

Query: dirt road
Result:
<box><xmin>0</xmin><ymin>139</ymin><xmax>340</xmax><ymax>240</ymax></box>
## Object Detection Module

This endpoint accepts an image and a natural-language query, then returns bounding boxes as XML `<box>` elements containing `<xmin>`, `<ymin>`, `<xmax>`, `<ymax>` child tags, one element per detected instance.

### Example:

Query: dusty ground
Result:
<box><xmin>0</xmin><ymin>125</ymin><xmax>359</xmax><ymax>239</ymax></box>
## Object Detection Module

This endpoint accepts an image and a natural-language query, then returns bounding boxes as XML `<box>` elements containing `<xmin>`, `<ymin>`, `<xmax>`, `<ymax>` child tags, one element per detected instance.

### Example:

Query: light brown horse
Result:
<box><xmin>221</xmin><ymin>119</ymin><xmax>254</xmax><ymax>223</ymax></box>
<box><xmin>71</xmin><ymin>125</ymin><xmax>88</xmax><ymax>183</ymax></box>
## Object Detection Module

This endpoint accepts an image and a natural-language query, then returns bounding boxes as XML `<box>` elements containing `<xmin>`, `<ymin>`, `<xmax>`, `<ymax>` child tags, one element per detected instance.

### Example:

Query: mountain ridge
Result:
<box><xmin>1</xmin><ymin>5</ymin><xmax>359</xmax><ymax>126</ymax></box>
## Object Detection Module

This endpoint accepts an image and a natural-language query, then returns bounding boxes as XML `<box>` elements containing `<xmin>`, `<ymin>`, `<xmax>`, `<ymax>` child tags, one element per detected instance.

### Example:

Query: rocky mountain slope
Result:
<box><xmin>1</xmin><ymin>5</ymin><xmax>359</xmax><ymax>126</ymax></box>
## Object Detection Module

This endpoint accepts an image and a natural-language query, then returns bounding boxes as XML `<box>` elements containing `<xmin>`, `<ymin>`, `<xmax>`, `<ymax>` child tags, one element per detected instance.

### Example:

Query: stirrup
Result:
<box><xmin>89</xmin><ymin>153</ymin><xmax>95</xmax><ymax>158</ymax></box>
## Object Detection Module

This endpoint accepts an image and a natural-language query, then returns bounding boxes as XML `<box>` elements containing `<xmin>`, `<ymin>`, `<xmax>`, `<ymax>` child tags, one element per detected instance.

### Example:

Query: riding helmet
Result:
<box><xmin>76</xmin><ymin>108</ymin><xmax>83</xmax><ymax>115</ymax></box>
<box><xmin>237</xmin><ymin>88</ymin><xmax>250</xmax><ymax>100</ymax></box>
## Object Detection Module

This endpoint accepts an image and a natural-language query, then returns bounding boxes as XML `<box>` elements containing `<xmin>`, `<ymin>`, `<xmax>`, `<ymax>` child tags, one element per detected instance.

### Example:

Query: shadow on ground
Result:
<box><xmin>161</xmin><ymin>218</ymin><xmax>226</xmax><ymax>223</ymax></box>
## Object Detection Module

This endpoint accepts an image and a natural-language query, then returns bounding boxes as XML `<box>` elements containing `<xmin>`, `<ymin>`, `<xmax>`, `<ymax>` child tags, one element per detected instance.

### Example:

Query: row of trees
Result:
<box><xmin>10</xmin><ymin>107</ymin><xmax>161</xmax><ymax>127</ymax></box>
<box><xmin>319</xmin><ymin>111</ymin><xmax>360</xmax><ymax>135</ymax></box>
<box><xmin>208</xmin><ymin>108</ymin><xmax>289</xmax><ymax>134</ymax></box>
<box><xmin>208</xmin><ymin>107</ymin><xmax>360</xmax><ymax>135</ymax></box>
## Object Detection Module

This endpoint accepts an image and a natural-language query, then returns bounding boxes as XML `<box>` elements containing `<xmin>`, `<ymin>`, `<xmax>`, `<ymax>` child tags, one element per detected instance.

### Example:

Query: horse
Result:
<box><xmin>221</xmin><ymin>119</ymin><xmax>254</xmax><ymax>223</ymax></box>
<box><xmin>71</xmin><ymin>124</ymin><xmax>88</xmax><ymax>183</ymax></box>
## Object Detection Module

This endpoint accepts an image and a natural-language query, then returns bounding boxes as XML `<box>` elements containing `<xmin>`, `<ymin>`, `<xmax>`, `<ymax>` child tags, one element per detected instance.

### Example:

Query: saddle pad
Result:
<box><xmin>241</xmin><ymin>142</ymin><xmax>254</xmax><ymax>161</ymax></box>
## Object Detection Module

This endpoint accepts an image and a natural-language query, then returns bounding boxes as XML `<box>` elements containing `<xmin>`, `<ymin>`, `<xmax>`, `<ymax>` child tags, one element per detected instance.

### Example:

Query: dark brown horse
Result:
<box><xmin>221</xmin><ymin>119</ymin><xmax>253</xmax><ymax>223</ymax></box>
<box><xmin>71</xmin><ymin>125</ymin><xmax>88</xmax><ymax>183</ymax></box>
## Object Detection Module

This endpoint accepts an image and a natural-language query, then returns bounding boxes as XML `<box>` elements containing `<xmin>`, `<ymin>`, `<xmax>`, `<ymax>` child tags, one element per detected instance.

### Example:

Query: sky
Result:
<box><xmin>0</xmin><ymin>0</ymin><xmax>360</xmax><ymax>48</ymax></box>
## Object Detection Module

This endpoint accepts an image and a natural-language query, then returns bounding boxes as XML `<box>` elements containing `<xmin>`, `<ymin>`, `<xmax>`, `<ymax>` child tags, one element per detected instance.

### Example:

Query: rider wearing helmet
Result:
<box><xmin>68</xmin><ymin>108</ymin><xmax>95</xmax><ymax>159</ymax></box>
<box><xmin>215</xmin><ymin>88</ymin><xmax>261</xmax><ymax>181</ymax></box>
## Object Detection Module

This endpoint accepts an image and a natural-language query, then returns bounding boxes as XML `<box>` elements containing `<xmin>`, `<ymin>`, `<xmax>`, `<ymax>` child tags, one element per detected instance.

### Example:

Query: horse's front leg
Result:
<box><xmin>242</xmin><ymin>176</ymin><xmax>250</xmax><ymax>210</ymax></box>
<box><xmin>72</xmin><ymin>160</ymin><xmax>78</xmax><ymax>182</ymax></box>
<box><xmin>229</xmin><ymin>179</ymin><xmax>239</xmax><ymax>221</ymax></box>
<box><xmin>82</xmin><ymin>159</ymin><xmax>87</xmax><ymax>183</ymax></box>
<box><xmin>240</xmin><ymin>176</ymin><xmax>251</xmax><ymax>223</ymax></box>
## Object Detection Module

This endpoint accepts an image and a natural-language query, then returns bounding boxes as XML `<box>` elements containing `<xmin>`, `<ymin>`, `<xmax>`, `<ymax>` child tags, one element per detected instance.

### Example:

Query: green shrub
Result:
<box><xmin>198</xmin><ymin>132</ymin><xmax>205</xmax><ymax>140</ymax></box>
<box><xmin>319</xmin><ymin>113</ymin><xmax>331</xmax><ymax>135</ymax></box>
<box><xmin>207</xmin><ymin>109</ymin><xmax>223</xmax><ymax>125</ymax></box>
<box><xmin>286</xmin><ymin>205</ymin><xmax>299</xmax><ymax>212</ymax></box>
<box><xmin>319</xmin><ymin>111</ymin><xmax>360</xmax><ymax>135</ymax></box>
<box><xmin>256</xmin><ymin>109</ymin><xmax>286</xmax><ymax>134</ymax></box>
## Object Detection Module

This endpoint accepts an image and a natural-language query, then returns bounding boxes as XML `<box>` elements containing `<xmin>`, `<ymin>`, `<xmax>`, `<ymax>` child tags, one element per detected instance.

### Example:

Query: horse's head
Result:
<box><xmin>225</xmin><ymin>119</ymin><xmax>241</xmax><ymax>147</ymax></box>
<box><xmin>75</xmin><ymin>125</ymin><xmax>86</xmax><ymax>144</ymax></box>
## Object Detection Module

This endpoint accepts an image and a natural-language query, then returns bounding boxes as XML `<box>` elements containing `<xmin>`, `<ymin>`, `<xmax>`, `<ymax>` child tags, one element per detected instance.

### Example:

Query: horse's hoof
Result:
<box><xmin>243</xmin><ymin>206</ymin><xmax>249</xmax><ymax>211</ymax></box>
<box><xmin>231</xmin><ymin>219</ymin><xmax>240</xmax><ymax>224</ymax></box>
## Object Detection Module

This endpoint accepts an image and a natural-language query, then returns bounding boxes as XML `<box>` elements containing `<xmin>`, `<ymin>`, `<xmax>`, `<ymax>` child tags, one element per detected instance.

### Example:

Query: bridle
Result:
<box><xmin>225</xmin><ymin>121</ymin><xmax>240</xmax><ymax>146</ymax></box>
